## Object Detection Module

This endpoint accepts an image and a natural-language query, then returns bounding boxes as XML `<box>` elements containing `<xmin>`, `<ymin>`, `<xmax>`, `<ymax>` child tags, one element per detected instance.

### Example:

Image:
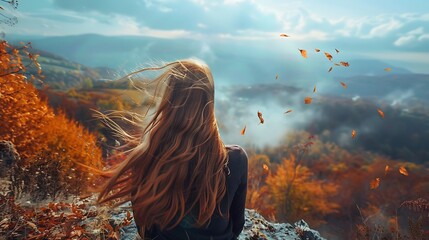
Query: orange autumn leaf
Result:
<box><xmin>299</xmin><ymin>49</ymin><xmax>307</xmax><ymax>58</ymax></box>
<box><xmin>370</xmin><ymin>178</ymin><xmax>381</xmax><ymax>190</ymax></box>
<box><xmin>385</xmin><ymin>165</ymin><xmax>390</xmax><ymax>176</ymax></box>
<box><xmin>377</xmin><ymin>109</ymin><xmax>385</xmax><ymax>118</ymax></box>
<box><xmin>352</xmin><ymin>129</ymin><xmax>357</xmax><ymax>138</ymax></box>
<box><xmin>241</xmin><ymin>125</ymin><xmax>246</xmax><ymax>135</ymax></box>
<box><xmin>284</xmin><ymin>109</ymin><xmax>293</xmax><ymax>114</ymax></box>
<box><xmin>340</xmin><ymin>82</ymin><xmax>347</xmax><ymax>89</ymax></box>
<box><xmin>399</xmin><ymin>166</ymin><xmax>409</xmax><ymax>176</ymax></box>
<box><xmin>257</xmin><ymin>111</ymin><xmax>264</xmax><ymax>124</ymax></box>
<box><xmin>280</xmin><ymin>33</ymin><xmax>290</xmax><ymax>37</ymax></box>
<box><xmin>384</xmin><ymin>67</ymin><xmax>392</xmax><ymax>72</ymax></box>
<box><xmin>335</xmin><ymin>48</ymin><xmax>340</xmax><ymax>53</ymax></box>
<box><xmin>313</xmin><ymin>85</ymin><xmax>317</xmax><ymax>93</ymax></box>
<box><xmin>340</xmin><ymin>61</ymin><xmax>349</xmax><ymax>67</ymax></box>
<box><xmin>262</xmin><ymin>164</ymin><xmax>269</xmax><ymax>172</ymax></box>
<box><xmin>304</xmin><ymin>97</ymin><xmax>313</xmax><ymax>104</ymax></box>
<box><xmin>328</xmin><ymin>67</ymin><xmax>333</xmax><ymax>72</ymax></box>
<box><xmin>315</xmin><ymin>48</ymin><xmax>320</xmax><ymax>52</ymax></box>
<box><xmin>324</xmin><ymin>52</ymin><xmax>333</xmax><ymax>61</ymax></box>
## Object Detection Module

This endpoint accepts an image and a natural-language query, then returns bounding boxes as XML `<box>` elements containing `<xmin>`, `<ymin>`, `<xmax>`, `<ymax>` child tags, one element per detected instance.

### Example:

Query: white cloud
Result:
<box><xmin>420</xmin><ymin>13</ymin><xmax>429</xmax><ymax>21</ymax></box>
<box><xmin>214</xmin><ymin>28</ymin><xmax>331</xmax><ymax>42</ymax></box>
<box><xmin>408</xmin><ymin>27</ymin><xmax>424</xmax><ymax>35</ymax></box>
<box><xmin>394</xmin><ymin>27</ymin><xmax>427</xmax><ymax>46</ymax></box>
<box><xmin>216</xmin><ymin>32</ymin><xmax>272</xmax><ymax>41</ymax></box>
<box><xmin>189</xmin><ymin>0</ymin><xmax>219</xmax><ymax>11</ymax></box>
<box><xmin>418</xmin><ymin>34</ymin><xmax>429</xmax><ymax>41</ymax></box>
<box><xmin>109</xmin><ymin>15</ymin><xmax>141</xmax><ymax>35</ymax></box>
<box><xmin>366</xmin><ymin>19</ymin><xmax>403</xmax><ymax>38</ymax></box>
<box><xmin>223</xmin><ymin>0</ymin><xmax>246</xmax><ymax>5</ymax></box>
<box><xmin>384</xmin><ymin>89</ymin><xmax>414</xmax><ymax>107</ymax></box>
<box><xmin>9</xmin><ymin>0</ymin><xmax>429</xmax><ymax>55</ymax></box>
<box><xmin>292</xmin><ymin>30</ymin><xmax>332</xmax><ymax>41</ymax></box>
<box><xmin>139</xmin><ymin>27</ymin><xmax>200</xmax><ymax>39</ymax></box>
<box><xmin>360</xmin><ymin>50</ymin><xmax>429</xmax><ymax>61</ymax></box>
<box><xmin>394</xmin><ymin>35</ymin><xmax>415</xmax><ymax>46</ymax></box>
<box><xmin>12</xmin><ymin>9</ymin><xmax>203</xmax><ymax>39</ymax></box>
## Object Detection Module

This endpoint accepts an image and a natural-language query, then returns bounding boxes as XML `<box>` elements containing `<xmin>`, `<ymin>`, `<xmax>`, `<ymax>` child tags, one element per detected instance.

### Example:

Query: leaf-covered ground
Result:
<box><xmin>0</xmin><ymin>193</ymin><xmax>325</xmax><ymax>240</ymax></box>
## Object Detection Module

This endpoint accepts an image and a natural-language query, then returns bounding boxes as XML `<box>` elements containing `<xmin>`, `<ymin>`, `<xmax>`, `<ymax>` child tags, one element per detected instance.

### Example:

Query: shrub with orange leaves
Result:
<box><xmin>0</xmin><ymin>40</ymin><xmax>103</xmax><ymax>200</ymax></box>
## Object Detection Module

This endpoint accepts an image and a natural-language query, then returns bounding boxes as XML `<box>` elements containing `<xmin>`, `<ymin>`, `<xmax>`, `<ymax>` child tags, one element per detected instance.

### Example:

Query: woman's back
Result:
<box><xmin>137</xmin><ymin>145</ymin><xmax>248</xmax><ymax>240</ymax></box>
<box><xmin>94</xmin><ymin>60</ymin><xmax>248</xmax><ymax>240</ymax></box>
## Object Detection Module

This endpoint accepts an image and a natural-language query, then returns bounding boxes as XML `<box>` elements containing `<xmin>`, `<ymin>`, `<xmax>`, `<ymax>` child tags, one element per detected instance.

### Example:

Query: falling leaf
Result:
<box><xmin>334</xmin><ymin>63</ymin><xmax>341</xmax><ymax>66</ymax></box>
<box><xmin>328</xmin><ymin>67</ymin><xmax>333</xmax><ymax>72</ymax></box>
<box><xmin>384</xmin><ymin>68</ymin><xmax>392</xmax><ymax>72</ymax></box>
<box><xmin>308</xmin><ymin>135</ymin><xmax>315</xmax><ymax>140</ymax></box>
<box><xmin>299</xmin><ymin>49</ymin><xmax>307</xmax><ymax>58</ymax></box>
<box><xmin>340</xmin><ymin>61</ymin><xmax>350</xmax><ymax>67</ymax></box>
<box><xmin>313</xmin><ymin>85</ymin><xmax>317</xmax><ymax>93</ymax></box>
<box><xmin>241</xmin><ymin>125</ymin><xmax>246</xmax><ymax>135</ymax></box>
<box><xmin>280</xmin><ymin>33</ymin><xmax>290</xmax><ymax>37</ymax></box>
<box><xmin>304</xmin><ymin>97</ymin><xmax>313</xmax><ymax>104</ymax></box>
<box><xmin>340</xmin><ymin>82</ymin><xmax>347</xmax><ymax>89</ymax></box>
<box><xmin>352</xmin><ymin>129</ymin><xmax>357</xmax><ymax>138</ymax></box>
<box><xmin>324</xmin><ymin>52</ymin><xmax>333</xmax><ymax>61</ymax></box>
<box><xmin>315</xmin><ymin>48</ymin><xmax>320</xmax><ymax>52</ymax></box>
<box><xmin>370</xmin><ymin>178</ymin><xmax>381</xmax><ymax>190</ymax></box>
<box><xmin>257</xmin><ymin>111</ymin><xmax>264</xmax><ymax>124</ymax></box>
<box><xmin>263</xmin><ymin>164</ymin><xmax>269</xmax><ymax>172</ymax></box>
<box><xmin>377</xmin><ymin>109</ymin><xmax>385</xmax><ymax>118</ymax></box>
<box><xmin>335</xmin><ymin>48</ymin><xmax>340</xmax><ymax>53</ymax></box>
<box><xmin>284</xmin><ymin>109</ymin><xmax>293</xmax><ymax>114</ymax></box>
<box><xmin>385</xmin><ymin>165</ymin><xmax>390</xmax><ymax>176</ymax></box>
<box><xmin>276</xmin><ymin>74</ymin><xmax>279</xmax><ymax>80</ymax></box>
<box><xmin>399</xmin><ymin>166</ymin><xmax>409</xmax><ymax>176</ymax></box>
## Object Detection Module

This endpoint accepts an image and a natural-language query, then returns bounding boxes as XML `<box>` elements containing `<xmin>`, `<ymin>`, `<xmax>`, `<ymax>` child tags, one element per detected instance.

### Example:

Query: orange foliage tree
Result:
<box><xmin>0</xmin><ymin>40</ymin><xmax>103</xmax><ymax>200</ymax></box>
<box><xmin>265</xmin><ymin>154</ymin><xmax>340</xmax><ymax>227</ymax></box>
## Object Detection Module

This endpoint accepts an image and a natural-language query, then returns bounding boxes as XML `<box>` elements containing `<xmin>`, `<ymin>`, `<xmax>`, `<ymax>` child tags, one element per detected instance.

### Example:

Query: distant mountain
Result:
<box><xmin>6</xmin><ymin>34</ymin><xmax>417</xmax><ymax>87</ymax></box>
<box><xmin>329</xmin><ymin>73</ymin><xmax>429</xmax><ymax>103</ymax></box>
<box><xmin>330</xmin><ymin>59</ymin><xmax>411</xmax><ymax>78</ymax></box>
<box><xmin>6</xmin><ymin>34</ymin><xmax>428</xmax><ymax>102</ymax></box>
<box><xmin>20</xmin><ymin>47</ymin><xmax>118</xmax><ymax>89</ymax></box>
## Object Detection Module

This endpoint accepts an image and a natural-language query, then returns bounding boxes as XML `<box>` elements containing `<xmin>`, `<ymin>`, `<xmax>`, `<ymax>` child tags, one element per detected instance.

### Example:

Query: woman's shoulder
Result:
<box><xmin>225</xmin><ymin>144</ymin><xmax>247</xmax><ymax>155</ymax></box>
<box><xmin>225</xmin><ymin>145</ymin><xmax>248</xmax><ymax>166</ymax></box>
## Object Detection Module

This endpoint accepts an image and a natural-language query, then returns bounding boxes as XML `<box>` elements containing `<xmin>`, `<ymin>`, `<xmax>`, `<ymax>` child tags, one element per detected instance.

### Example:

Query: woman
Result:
<box><xmin>96</xmin><ymin>59</ymin><xmax>248</xmax><ymax>240</ymax></box>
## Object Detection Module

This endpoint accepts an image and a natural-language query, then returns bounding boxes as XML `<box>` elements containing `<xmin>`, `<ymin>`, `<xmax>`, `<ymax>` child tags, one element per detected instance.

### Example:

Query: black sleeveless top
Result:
<box><xmin>135</xmin><ymin>145</ymin><xmax>248</xmax><ymax>240</ymax></box>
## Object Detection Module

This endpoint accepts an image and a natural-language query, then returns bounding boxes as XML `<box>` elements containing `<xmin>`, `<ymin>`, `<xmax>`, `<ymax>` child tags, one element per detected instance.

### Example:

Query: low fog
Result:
<box><xmin>214</xmin><ymin>82</ymin><xmax>429</xmax><ymax>164</ymax></box>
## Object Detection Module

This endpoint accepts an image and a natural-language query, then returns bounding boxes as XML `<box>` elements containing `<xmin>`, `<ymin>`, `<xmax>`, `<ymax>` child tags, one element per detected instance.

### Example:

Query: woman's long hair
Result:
<box><xmin>95</xmin><ymin>59</ymin><xmax>229</xmax><ymax>238</ymax></box>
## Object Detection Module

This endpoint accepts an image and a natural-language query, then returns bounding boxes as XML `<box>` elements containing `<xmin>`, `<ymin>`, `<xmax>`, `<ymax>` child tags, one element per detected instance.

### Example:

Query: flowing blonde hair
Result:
<box><xmin>95</xmin><ymin>59</ymin><xmax>229</xmax><ymax>238</ymax></box>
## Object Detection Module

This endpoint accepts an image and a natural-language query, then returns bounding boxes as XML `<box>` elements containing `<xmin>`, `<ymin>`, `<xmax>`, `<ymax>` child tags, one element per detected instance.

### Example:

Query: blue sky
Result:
<box><xmin>1</xmin><ymin>0</ymin><xmax>429</xmax><ymax>73</ymax></box>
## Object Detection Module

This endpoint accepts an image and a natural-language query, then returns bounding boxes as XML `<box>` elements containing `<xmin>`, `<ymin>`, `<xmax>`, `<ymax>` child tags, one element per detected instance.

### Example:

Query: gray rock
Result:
<box><xmin>239</xmin><ymin>209</ymin><xmax>325</xmax><ymax>240</ymax></box>
<box><xmin>111</xmin><ymin>204</ymin><xmax>325</xmax><ymax>240</ymax></box>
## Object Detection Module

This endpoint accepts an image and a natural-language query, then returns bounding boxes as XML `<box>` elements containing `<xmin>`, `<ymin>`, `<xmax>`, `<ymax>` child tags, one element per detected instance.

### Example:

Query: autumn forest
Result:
<box><xmin>1</xmin><ymin>1</ymin><xmax>429</xmax><ymax>239</ymax></box>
